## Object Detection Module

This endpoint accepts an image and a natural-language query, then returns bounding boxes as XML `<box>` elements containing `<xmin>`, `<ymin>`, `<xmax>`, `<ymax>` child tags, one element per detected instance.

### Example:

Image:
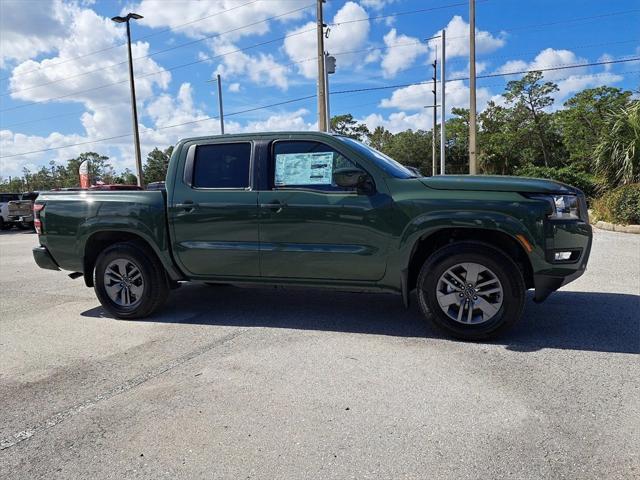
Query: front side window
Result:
<box><xmin>193</xmin><ymin>143</ymin><xmax>251</xmax><ymax>189</ymax></box>
<box><xmin>336</xmin><ymin>136</ymin><xmax>416</xmax><ymax>178</ymax></box>
<box><xmin>272</xmin><ymin>141</ymin><xmax>358</xmax><ymax>191</ymax></box>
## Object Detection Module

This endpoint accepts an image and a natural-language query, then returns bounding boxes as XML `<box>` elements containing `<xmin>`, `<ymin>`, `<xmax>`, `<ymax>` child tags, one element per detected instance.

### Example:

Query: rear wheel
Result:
<box><xmin>0</xmin><ymin>218</ymin><xmax>10</xmax><ymax>230</ymax></box>
<box><xmin>417</xmin><ymin>242</ymin><xmax>525</xmax><ymax>340</ymax></box>
<box><xmin>94</xmin><ymin>242</ymin><xmax>169</xmax><ymax>319</ymax></box>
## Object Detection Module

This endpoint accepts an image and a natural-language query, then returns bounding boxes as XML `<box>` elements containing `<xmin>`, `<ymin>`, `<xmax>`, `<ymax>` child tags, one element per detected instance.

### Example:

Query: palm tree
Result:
<box><xmin>595</xmin><ymin>100</ymin><xmax>640</xmax><ymax>188</ymax></box>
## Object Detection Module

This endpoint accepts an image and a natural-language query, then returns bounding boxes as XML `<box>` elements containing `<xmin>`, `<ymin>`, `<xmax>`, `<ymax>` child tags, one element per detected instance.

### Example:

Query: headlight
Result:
<box><xmin>551</xmin><ymin>195</ymin><xmax>580</xmax><ymax>219</ymax></box>
<box><xmin>528</xmin><ymin>194</ymin><xmax>581</xmax><ymax>220</ymax></box>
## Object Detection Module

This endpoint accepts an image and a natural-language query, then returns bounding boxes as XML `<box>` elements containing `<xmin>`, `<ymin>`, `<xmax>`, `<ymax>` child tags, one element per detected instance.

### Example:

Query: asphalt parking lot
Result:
<box><xmin>0</xmin><ymin>228</ymin><xmax>638</xmax><ymax>479</ymax></box>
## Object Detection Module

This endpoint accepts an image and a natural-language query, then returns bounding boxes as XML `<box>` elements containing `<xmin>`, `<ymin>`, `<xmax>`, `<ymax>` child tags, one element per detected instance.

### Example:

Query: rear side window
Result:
<box><xmin>272</xmin><ymin>141</ymin><xmax>358</xmax><ymax>191</ymax></box>
<box><xmin>0</xmin><ymin>194</ymin><xmax>19</xmax><ymax>203</ymax></box>
<box><xmin>193</xmin><ymin>143</ymin><xmax>251</xmax><ymax>189</ymax></box>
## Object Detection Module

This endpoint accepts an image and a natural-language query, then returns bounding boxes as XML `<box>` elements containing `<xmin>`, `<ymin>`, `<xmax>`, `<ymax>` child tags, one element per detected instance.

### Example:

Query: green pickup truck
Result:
<box><xmin>32</xmin><ymin>132</ymin><xmax>592</xmax><ymax>340</ymax></box>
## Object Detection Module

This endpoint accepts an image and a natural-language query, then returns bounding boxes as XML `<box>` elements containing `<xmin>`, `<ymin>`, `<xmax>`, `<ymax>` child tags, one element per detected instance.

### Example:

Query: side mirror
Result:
<box><xmin>333</xmin><ymin>167</ymin><xmax>371</xmax><ymax>191</ymax></box>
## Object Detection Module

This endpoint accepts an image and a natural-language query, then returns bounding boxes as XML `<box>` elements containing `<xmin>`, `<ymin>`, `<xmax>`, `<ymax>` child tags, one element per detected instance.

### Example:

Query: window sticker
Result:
<box><xmin>274</xmin><ymin>152</ymin><xmax>334</xmax><ymax>186</ymax></box>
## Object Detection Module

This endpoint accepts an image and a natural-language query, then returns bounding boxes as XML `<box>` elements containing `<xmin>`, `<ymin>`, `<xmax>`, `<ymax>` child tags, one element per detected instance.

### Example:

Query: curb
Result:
<box><xmin>594</xmin><ymin>221</ymin><xmax>640</xmax><ymax>234</ymax></box>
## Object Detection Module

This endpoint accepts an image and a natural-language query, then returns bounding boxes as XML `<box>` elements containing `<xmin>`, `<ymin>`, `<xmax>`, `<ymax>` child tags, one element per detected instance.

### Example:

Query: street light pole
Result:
<box><xmin>440</xmin><ymin>29</ymin><xmax>446</xmax><ymax>175</ymax></box>
<box><xmin>112</xmin><ymin>13</ymin><xmax>144</xmax><ymax>187</ymax></box>
<box><xmin>469</xmin><ymin>0</ymin><xmax>478</xmax><ymax>174</ymax></box>
<box><xmin>207</xmin><ymin>75</ymin><xmax>225</xmax><ymax>134</ymax></box>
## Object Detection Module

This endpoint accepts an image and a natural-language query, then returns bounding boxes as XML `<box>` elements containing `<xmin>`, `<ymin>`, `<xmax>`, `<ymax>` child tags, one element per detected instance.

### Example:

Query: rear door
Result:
<box><xmin>169</xmin><ymin>140</ymin><xmax>260</xmax><ymax>279</ymax></box>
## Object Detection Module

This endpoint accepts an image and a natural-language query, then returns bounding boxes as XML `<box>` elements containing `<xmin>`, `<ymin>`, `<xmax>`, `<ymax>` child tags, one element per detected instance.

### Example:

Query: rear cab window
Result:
<box><xmin>271</xmin><ymin>141</ymin><xmax>361</xmax><ymax>192</ymax></box>
<box><xmin>192</xmin><ymin>143</ymin><xmax>252</xmax><ymax>189</ymax></box>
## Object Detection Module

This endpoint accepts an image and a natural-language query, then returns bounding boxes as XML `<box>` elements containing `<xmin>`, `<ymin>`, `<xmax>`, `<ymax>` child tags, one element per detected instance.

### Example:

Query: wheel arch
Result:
<box><xmin>82</xmin><ymin>230</ymin><xmax>179</xmax><ymax>287</ymax></box>
<box><xmin>406</xmin><ymin>227</ymin><xmax>534</xmax><ymax>293</ymax></box>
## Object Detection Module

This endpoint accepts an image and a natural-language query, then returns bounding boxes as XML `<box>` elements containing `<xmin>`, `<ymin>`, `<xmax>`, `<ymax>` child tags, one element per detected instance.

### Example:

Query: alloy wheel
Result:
<box><xmin>435</xmin><ymin>262</ymin><xmax>503</xmax><ymax>325</ymax></box>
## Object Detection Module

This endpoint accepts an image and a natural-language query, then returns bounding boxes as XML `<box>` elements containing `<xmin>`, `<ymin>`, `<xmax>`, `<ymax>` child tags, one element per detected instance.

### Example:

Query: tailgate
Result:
<box><xmin>8</xmin><ymin>200</ymin><xmax>33</xmax><ymax>216</ymax></box>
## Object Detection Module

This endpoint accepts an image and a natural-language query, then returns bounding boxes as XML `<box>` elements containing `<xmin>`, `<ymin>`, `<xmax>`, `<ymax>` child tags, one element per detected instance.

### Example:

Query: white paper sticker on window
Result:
<box><xmin>274</xmin><ymin>152</ymin><xmax>334</xmax><ymax>186</ymax></box>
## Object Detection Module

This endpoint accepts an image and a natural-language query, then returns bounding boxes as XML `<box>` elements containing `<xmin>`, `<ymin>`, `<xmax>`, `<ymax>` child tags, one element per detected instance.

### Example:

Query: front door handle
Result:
<box><xmin>260</xmin><ymin>200</ymin><xmax>288</xmax><ymax>213</ymax></box>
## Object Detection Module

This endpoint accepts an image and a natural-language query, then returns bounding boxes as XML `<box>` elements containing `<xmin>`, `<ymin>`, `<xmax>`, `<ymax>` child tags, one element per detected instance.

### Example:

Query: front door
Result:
<box><xmin>258</xmin><ymin>139</ymin><xmax>392</xmax><ymax>282</ymax></box>
<box><xmin>170</xmin><ymin>141</ymin><xmax>260</xmax><ymax>279</ymax></box>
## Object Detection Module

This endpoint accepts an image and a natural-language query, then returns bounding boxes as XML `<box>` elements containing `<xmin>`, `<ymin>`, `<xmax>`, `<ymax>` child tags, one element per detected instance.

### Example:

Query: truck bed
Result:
<box><xmin>36</xmin><ymin>190</ymin><xmax>177</xmax><ymax>278</ymax></box>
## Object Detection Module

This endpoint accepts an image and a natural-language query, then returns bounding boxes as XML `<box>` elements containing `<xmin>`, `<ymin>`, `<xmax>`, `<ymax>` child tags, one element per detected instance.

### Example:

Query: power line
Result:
<box><xmin>2</xmin><ymin>3</ymin><xmax>314</xmax><ymax>97</ymax></box>
<box><xmin>329</xmin><ymin>57</ymin><xmax>640</xmax><ymax>95</ymax></box>
<box><xmin>3</xmin><ymin>48</ymin><xmax>637</xmax><ymax>129</ymax></box>
<box><xmin>6</xmin><ymin>2</ymin><xmax>635</xmax><ymax>108</ymax></box>
<box><xmin>0</xmin><ymin>95</ymin><xmax>316</xmax><ymax>159</ymax></box>
<box><xmin>3</xmin><ymin>57</ymin><xmax>638</xmax><ymax>160</ymax></box>
<box><xmin>2</xmin><ymin>0</ymin><xmax>477</xmax><ymax>97</ymax></box>
<box><xmin>0</xmin><ymin>0</ymin><xmax>263</xmax><ymax>82</ymax></box>
<box><xmin>0</xmin><ymin>28</ymin><xmax>315</xmax><ymax>113</ymax></box>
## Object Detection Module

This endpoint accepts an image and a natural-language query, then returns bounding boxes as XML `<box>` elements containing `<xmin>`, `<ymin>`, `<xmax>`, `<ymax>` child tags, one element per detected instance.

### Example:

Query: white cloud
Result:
<box><xmin>0</xmin><ymin>0</ymin><xmax>69</xmax><ymax>68</ymax></box>
<box><xmin>380</xmin><ymin>29</ymin><xmax>429</xmax><ymax>78</ymax></box>
<box><xmin>241</xmin><ymin>108</ymin><xmax>316</xmax><ymax>132</ymax></box>
<box><xmin>361</xmin><ymin>0</ymin><xmax>398</xmax><ymax>9</ymax></box>
<box><xmin>439</xmin><ymin>15</ymin><xmax>505</xmax><ymax>58</ymax></box>
<box><xmin>132</xmin><ymin>0</ymin><xmax>310</xmax><ymax>41</ymax></box>
<box><xmin>380</xmin><ymin>80</ymin><xmax>492</xmax><ymax>114</ymax></box>
<box><xmin>495</xmin><ymin>48</ymin><xmax>624</xmax><ymax>103</ymax></box>
<box><xmin>228</xmin><ymin>82</ymin><xmax>241</xmax><ymax>92</ymax></box>
<box><xmin>284</xmin><ymin>1</ymin><xmax>370</xmax><ymax>79</ymax></box>
<box><xmin>211</xmin><ymin>38</ymin><xmax>289</xmax><ymax>90</ymax></box>
<box><xmin>360</xmin><ymin>110</ymin><xmax>431</xmax><ymax>134</ymax></box>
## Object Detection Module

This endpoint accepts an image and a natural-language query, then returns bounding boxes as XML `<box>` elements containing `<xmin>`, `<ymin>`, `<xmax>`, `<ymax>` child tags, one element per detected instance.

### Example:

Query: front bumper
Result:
<box><xmin>33</xmin><ymin>245</ymin><xmax>60</xmax><ymax>271</ymax></box>
<box><xmin>533</xmin><ymin>221</ymin><xmax>593</xmax><ymax>302</ymax></box>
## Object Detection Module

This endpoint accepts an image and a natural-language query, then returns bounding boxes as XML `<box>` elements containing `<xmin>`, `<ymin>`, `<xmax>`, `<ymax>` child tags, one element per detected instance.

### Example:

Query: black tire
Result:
<box><xmin>416</xmin><ymin>242</ymin><xmax>525</xmax><ymax>341</ymax></box>
<box><xmin>0</xmin><ymin>218</ymin><xmax>10</xmax><ymax>230</ymax></box>
<box><xmin>94</xmin><ymin>241</ymin><xmax>169</xmax><ymax>319</ymax></box>
<box><xmin>17</xmin><ymin>222</ymin><xmax>33</xmax><ymax>230</ymax></box>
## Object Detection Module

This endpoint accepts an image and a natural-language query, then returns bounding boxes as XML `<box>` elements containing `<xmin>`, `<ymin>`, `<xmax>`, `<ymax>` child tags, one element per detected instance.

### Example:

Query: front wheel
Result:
<box><xmin>94</xmin><ymin>242</ymin><xmax>169</xmax><ymax>319</ymax></box>
<box><xmin>417</xmin><ymin>242</ymin><xmax>525</xmax><ymax>340</ymax></box>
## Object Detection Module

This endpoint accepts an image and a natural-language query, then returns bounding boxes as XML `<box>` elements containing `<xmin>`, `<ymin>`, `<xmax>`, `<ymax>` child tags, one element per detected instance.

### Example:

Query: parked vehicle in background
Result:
<box><xmin>31</xmin><ymin>132</ymin><xmax>592</xmax><ymax>340</ymax></box>
<box><xmin>89</xmin><ymin>184</ymin><xmax>143</xmax><ymax>191</ymax></box>
<box><xmin>7</xmin><ymin>192</ymin><xmax>39</xmax><ymax>230</ymax></box>
<box><xmin>0</xmin><ymin>192</ymin><xmax>20</xmax><ymax>230</ymax></box>
<box><xmin>146</xmin><ymin>181</ymin><xmax>165</xmax><ymax>191</ymax></box>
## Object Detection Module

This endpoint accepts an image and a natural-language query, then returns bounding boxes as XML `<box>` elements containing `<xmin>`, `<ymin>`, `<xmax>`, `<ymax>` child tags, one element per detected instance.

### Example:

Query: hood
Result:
<box><xmin>419</xmin><ymin>175</ymin><xmax>577</xmax><ymax>194</ymax></box>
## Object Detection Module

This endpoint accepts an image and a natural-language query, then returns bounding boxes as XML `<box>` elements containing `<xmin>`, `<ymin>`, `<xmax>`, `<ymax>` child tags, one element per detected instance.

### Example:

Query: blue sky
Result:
<box><xmin>0</xmin><ymin>0</ymin><xmax>638</xmax><ymax>177</ymax></box>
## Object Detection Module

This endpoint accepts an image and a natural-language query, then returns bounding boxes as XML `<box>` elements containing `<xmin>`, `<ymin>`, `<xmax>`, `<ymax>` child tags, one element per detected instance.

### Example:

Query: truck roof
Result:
<box><xmin>178</xmin><ymin>131</ymin><xmax>341</xmax><ymax>144</ymax></box>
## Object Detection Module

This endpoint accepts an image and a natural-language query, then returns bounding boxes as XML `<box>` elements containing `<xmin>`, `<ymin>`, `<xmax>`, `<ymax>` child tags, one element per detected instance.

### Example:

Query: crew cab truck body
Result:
<box><xmin>32</xmin><ymin>132</ymin><xmax>592</xmax><ymax>339</ymax></box>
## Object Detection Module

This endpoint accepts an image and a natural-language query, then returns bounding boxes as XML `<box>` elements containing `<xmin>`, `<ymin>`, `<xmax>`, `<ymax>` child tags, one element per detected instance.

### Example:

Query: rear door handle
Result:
<box><xmin>176</xmin><ymin>201</ymin><xmax>199</xmax><ymax>212</ymax></box>
<box><xmin>260</xmin><ymin>200</ymin><xmax>287</xmax><ymax>212</ymax></box>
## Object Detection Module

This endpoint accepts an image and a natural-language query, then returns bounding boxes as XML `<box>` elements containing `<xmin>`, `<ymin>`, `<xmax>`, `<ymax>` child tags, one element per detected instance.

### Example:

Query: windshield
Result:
<box><xmin>336</xmin><ymin>136</ymin><xmax>417</xmax><ymax>178</ymax></box>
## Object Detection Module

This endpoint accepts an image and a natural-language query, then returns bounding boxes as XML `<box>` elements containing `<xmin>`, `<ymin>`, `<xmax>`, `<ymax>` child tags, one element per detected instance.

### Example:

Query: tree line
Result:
<box><xmin>332</xmin><ymin>72</ymin><xmax>638</xmax><ymax>195</ymax></box>
<box><xmin>0</xmin><ymin>146</ymin><xmax>173</xmax><ymax>192</ymax></box>
<box><xmin>1</xmin><ymin>71</ymin><xmax>637</xmax><ymax>196</ymax></box>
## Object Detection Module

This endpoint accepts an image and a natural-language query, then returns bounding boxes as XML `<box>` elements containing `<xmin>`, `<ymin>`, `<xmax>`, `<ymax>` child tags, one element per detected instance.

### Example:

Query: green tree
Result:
<box><xmin>330</xmin><ymin>114</ymin><xmax>370</xmax><ymax>140</ymax></box>
<box><xmin>380</xmin><ymin>129</ymin><xmax>432</xmax><ymax>172</ymax></box>
<box><xmin>445</xmin><ymin>108</ymin><xmax>470</xmax><ymax>174</ymax></box>
<box><xmin>143</xmin><ymin>146</ymin><xmax>174</xmax><ymax>183</ymax></box>
<box><xmin>478</xmin><ymin>101</ymin><xmax>521</xmax><ymax>174</ymax></box>
<box><xmin>556</xmin><ymin>86</ymin><xmax>632</xmax><ymax>170</ymax></box>
<box><xmin>595</xmin><ymin>100</ymin><xmax>640</xmax><ymax>188</ymax></box>
<box><xmin>503</xmin><ymin>71</ymin><xmax>561</xmax><ymax>167</ymax></box>
<box><xmin>367</xmin><ymin>126</ymin><xmax>393</xmax><ymax>151</ymax></box>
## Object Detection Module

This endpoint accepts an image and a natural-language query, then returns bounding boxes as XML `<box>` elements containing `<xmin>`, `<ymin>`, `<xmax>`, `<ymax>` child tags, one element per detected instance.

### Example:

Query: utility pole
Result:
<box><xmin>432</xmin><ymin>58</ymin><xmax>437</xmax><ymax>176</ymax></box>
<box><xmin>440</xmin><ymin>29</ymin><xmax>446</xmax><ymax>175</ymax></box>
<box><xmin>207</xmin><ymin>75</ymin><xmax>225</xmax><ymax>134</ymax></box>
<box><xmin>469</xmin><ymin>0</ymin><xmax>478</xmax><ymax>174</ymax></box>
<box><xmin>111</xmin><ymin>13</ymin><xmax>144</xmax><ymax>187</ymax></box>
<box><xmin>316</xmin><ymin>0</ymin><xmax>328</xmax><ymax>132</ymax></box>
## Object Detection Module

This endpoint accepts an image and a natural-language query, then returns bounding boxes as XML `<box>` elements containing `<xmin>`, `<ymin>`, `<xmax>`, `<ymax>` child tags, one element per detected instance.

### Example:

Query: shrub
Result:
<box><xmin>515</xmin><ymin>165</ymin><xmax>600</xmax><ymax>198</ymax></box>
<box><xmin>592</xmin><ymin>183</ymin><xmax>640</xmax><ymax>225</ymax></box>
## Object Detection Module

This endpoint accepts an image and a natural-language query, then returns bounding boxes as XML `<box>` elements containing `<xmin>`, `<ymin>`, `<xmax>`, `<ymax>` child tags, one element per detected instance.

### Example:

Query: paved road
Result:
<box><xmin>0</xmin><ymin>228</ymin><xmax>638</xmax><ymax>479</ymax></box>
